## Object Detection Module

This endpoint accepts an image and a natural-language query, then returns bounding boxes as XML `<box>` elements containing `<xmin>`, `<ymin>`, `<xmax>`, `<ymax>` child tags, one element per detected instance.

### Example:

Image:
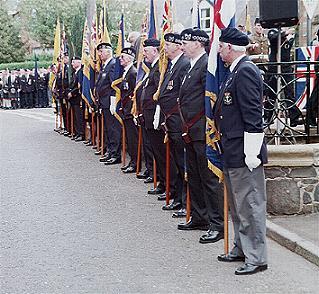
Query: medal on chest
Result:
<box><xmin>167</xmin><ymin>80</ymin><xmax>174</xmax><ymax>90</ymax></box>
<box><xmin>223</xmin><ymin>92</ymin><xmax>233</xmax><ymax>105</ymax></box>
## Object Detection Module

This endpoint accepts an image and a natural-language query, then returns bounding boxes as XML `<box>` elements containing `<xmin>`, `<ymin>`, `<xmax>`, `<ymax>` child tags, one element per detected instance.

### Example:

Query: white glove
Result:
<box><xmin>110</xmin><ymin>96</ymin><xmax>116</xmax><ymax>115</ymax></box>
<box><xmin>133</xmin><ymin>116</ymin><xmax>138</xmax><ymax>126</ymax></box>
<box><xmin>153</xmin><ymin>105</ymin><xmax>161</xmax><ymax>130</ymax></box>
<box><xmin>244</xmin><ymin>132</ymin><xmax>264</xmax><ymax>172</ymax></box>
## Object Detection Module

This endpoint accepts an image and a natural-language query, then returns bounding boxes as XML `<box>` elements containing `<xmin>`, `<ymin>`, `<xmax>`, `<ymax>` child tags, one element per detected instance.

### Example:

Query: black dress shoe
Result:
<box><xmin>75</xmin><ymin>136</ymin><xmax>85</xmax><ymax>142</ymax></box>
<box><xmin>92</xmin><ymin>145</ymin><xmax>97</xmax><ymax>150</ymax></box>
<box><xmin>99</xmin><ymin>154</ymin><xmax>111</xmax><ymax>162</ymax></box>
<box><xmin>172</xmin><ymin>208</ymin><xmax>186</xmax><ymax>218</ymax></box>
<box><xmin>95</xmin><ymin>150</ymin><xmax>101</xmax><ymax>155</ymax></box>
<box><xmin>235</xmin><ymin>263</ymin><xmax>268</xmax><ymax>275</ymax></box>
<box><xmin>157</xmin><ymin>193</ymin><xmax>167</xmax><ymax>201</ymax></box>
<box><xmin>177</xmin><ymin>220</ymin><xmax>210</xmax><ymax>231</ymax></box>
<box><xmin>104</xmin><ymin>157</ymin><xmax>121</xmax><ymax>165</ymax></box>
<box><xmin>143</xmin><ymin>176</ymin><xmax>154</xmax><ymax>184</ymax></box>
<box><xmin>217</xmin><ymin>253</ymin><xmax>245</xmax><ymax>262</ymax></box>
<box><xmin>199</xmin><ymin>230</ymin><xmax>224</xmax><ymax>244</ymax></box>
<box><xmin>136</xmin><ymin>172</ymin><xmax>149</xmax><ymax>179</ymax></box>
<box><xmin>121</xmin><ymin>164</ymin><xmax>130</xmax><ymax>171</ymax></box>
<box><xmin>122</xmin><ymin>166</ymin><xmax>136</xmax><ymax>173</ymax></box>
<box><xmin>162</xmin><ymin>202</ymin><xmax>182</xmax><ymax>211</ymax></box>
<box><xmin>147</xmin><ymin>187</ymin><xmax>165</xmax><ymax>195</ymax></box>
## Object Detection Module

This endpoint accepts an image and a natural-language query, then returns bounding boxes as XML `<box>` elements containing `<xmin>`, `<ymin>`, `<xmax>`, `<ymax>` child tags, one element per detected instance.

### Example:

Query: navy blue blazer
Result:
<box><xmin>95</xmin><ymin>58</ymin><xmax>116</xmax><ymax>109</ymax></box>
<box><xmin>213</xmin><ymin>56</ymin><xmax>268</xmax><ymax>168</ymax></box>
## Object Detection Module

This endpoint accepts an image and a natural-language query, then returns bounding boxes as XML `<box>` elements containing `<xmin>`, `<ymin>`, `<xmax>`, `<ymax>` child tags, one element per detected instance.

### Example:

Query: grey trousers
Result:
<box><xmin>224</xmin><ymin>165</ymin><xmax>267</xmax><ymax>266</ymax></box>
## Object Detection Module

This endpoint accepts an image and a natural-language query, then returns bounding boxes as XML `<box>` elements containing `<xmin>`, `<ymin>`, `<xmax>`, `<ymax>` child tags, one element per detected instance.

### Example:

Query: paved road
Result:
<box><xmin>1</xmin><ymin>108</ymin><xmax>318</xmax><ymax>294</ymax></box>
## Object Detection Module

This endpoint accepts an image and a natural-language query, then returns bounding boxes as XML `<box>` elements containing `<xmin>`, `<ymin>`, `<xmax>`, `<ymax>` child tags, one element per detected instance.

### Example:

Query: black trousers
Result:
<box><xmin>73</xmin><ymin>104</ymin><xmax>84</xmax><ymax>136</ymax></box>
<box><xmin>103</xmin><ymin>108</ymin><xmax>121</xmax><ymax>159</ymax></box>
<box><xmin>26</xmin><ymin>92</ymin><xmax>34</xmax><ymax>108</ymax></box>
<box><xmin>142</xmin><ymin>126</ymin><xmax>153</xmax><ymax>176</ymax></box>
<box><xmin>20</xmin><ymin>92</ymin><xmax>27</xmax><ymax>108</ymax></box>
<box><xmin>186</xmin><ymin>140</ymin><xmax>224</xmax><ymax>230</ymax></box>
<box><xmin>308</xmin><ymin>79</ymin><xmax>318</xmax><ymax>123</ymax></box>
<box><xmin>146</xmin><ymin>128</ymin><xmax>168</xmax><ymax>192</ymax></box>
<box><xmin>60</xmin><ymin>100</ymin><xmax>67</xmax><ymax>130</ymax></box>
<box><xmin>168</xmin><ymin>132</ymin><xmax>186</xmax><ymax>206</ymax></box>
<box><xmin>123</xmin><ymin>117</ymin><xmax>138</xmax><ymax>168</ymax></box>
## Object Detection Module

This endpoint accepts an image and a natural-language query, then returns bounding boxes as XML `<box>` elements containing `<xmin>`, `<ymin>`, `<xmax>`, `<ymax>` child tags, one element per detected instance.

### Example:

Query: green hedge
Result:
<box><xmin>0</xmin><ymin>61</ymin><xmax>52</xmax><ymax>71</ymax></box>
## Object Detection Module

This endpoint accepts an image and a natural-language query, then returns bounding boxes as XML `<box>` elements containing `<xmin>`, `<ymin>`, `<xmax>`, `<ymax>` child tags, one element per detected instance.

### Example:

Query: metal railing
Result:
<box><xmin>257</xmin><ymin>60</ymin><xmax>319</xmax><ymax>144</ymax></box>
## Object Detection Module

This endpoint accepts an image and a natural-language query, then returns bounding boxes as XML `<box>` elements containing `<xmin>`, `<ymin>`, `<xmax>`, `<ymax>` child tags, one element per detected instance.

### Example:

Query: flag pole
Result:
<box><xmin>71</xmin><ymin>107</ymin><xmax>74</xmax><ymax>138</ymax></box>
<box><xmin>122</xmin><ymin>125</ymin><xmax>126</xmax><ymax>167</ymax></box>
<box><xmin>91</xmin><ymin>111</ymin><xmax>96</xmax><ymax>146</ymax></box>
<box><xmin>101</xmin><ymin>112</ymin><xmax>105</xmax><ymax>157</ymax></box>
<box><xmin>136</xmin><ymin>125</ymin><xmax>143</xmax><ymax>175</ymax></box>
<box><xmin>153</xmin><ymin>158</ymin><xmax>157</xmax><ymax>189</ymax></box>
<box><xmin>224</xmin><ymin>182</ymin><xmax>229</xmax><ymax>254</ymax></box>
<box><xmin>96</xmin><ymin>112</ymin><xmax>100</xmax><ymax>152</ymax></box>
<box><xmin>165</xmin><ymin>136</ymin><xmax>170</xmax><ymax>206</ymax></box>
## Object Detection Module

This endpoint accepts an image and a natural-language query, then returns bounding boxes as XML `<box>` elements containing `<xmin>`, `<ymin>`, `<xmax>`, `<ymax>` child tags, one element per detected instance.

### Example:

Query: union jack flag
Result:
<box><xmin>205</xmin><ymin>0</ymin><xmax>236</xmax><ymax>181</ymax></box>
<box><xmin>295</xmin><ymin>46</ymin><xmax>319</xmax><ymax>110</ymax></box>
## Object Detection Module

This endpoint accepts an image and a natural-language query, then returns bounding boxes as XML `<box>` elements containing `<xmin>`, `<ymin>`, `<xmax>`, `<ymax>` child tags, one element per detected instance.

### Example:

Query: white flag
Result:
<box><xmin>302</xmin><ymin>0</ymin><xmax>319</xmax><ymax>19</ymax></box>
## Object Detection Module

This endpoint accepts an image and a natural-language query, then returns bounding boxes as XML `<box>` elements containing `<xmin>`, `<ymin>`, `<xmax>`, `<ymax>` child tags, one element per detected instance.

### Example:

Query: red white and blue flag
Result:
<box><xmin>295</xmin><ymin>46</ymin><xmax>319</xmax><ymax>110</ymax></box>
<box><xmin>205</xmin><ymin>0</ymin><xmax>236</xmax><ymax>181</ymax></box>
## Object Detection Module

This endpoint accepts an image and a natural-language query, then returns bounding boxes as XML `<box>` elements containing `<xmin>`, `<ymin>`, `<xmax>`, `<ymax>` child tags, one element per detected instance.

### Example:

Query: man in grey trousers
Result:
<box><xmin>213</xmin><ymin>27</ymin><xmax>268</xmax><ymax>275</ymax></box>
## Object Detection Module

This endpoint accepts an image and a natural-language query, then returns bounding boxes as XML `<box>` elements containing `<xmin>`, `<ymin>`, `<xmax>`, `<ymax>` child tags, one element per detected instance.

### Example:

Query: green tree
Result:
<box><xmin>17</xmin><ymin>0</ymin><xmax>147</xmax><ymax>57</ymax></box>
<box><xmin>0</xmin><ymin>1</ymin><xmax>26</xmax><ymax>63</ymax></box>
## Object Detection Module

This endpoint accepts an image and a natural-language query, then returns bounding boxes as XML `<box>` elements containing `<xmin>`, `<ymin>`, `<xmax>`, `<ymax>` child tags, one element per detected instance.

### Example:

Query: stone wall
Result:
<box><xmin>265</xmin><ymin>144</ymin><xmax>319</xmax><ymax>215</ymax></box>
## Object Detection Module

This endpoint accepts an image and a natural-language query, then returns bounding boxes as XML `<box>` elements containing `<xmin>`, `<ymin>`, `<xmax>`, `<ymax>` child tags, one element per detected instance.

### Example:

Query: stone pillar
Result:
<box><xmin>265</xmin><ymin>144</ymin><xmax>319</xmax><ymax>215</ymax></box>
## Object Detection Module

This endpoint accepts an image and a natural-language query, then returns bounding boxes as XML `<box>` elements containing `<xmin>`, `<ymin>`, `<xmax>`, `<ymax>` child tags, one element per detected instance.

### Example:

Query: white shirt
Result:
<box><xmin>170</xmin><ymin>52</ymin><xmax>183</xmax><ymax>69</ymax></box>
<box><xmin>151</xmin><ymin>56</ymin><xmax>159</xmax><ymax>68</ymax></box>
<box><xmin>123</xmin><ymin>62</ymin><xmax>134</xmax><ymax>78</ymax></box>
<box><xmin>103</xmin><ymin>57</ymin><xmax>113</xmax><ymax>69</ymax></box>
<box><xmin>230</xmin><ymin>54</ymin><xmax>246</xmax><ymax>72</ymax></box>
<box><xmin>189</xmin><ymin>51</ymin><xmax>206</xmax><ymax>71</ymax></box>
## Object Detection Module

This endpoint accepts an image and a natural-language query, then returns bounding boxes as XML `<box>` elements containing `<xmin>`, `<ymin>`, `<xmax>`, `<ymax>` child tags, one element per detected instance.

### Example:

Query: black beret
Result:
<box><xmin>97</xmin><ymin>42</ymin><xmax>112</xmax><ymax>50</ymax></box>
<box><xmin>164</xmin><ymin>33</ymin><xmax>182</xmax><ymax>45</ymax></box>
<box><xmin>63</xmin><ymin>51</ymin><xmax>69</xmax><ymax>56</ymax></box>
<box><xmin>219</xmin><ymin>27</ymin><xmax>249</xmax><ymax>46</ymax></box>
<box><xmin>121</xmin><ymin>47</ymin><xmax>136</xmax><ymax>58</ymax></box>
<box><xmin>255</xmin><ymin>17</ymin><xmax>260</xmax><ymax>25</ymax></box>
<box><xmin>72</xmin><ymin>56</ymin><xmax>81</xmax><ymax>61</ymax></box>
<box><xmin>143</xmin><ymin>38</ymin><xmax>160</xmax><ymax>48</ymax></box>
<box><xmin>181</xmin><ymin>28</ymin><xmax>209</xmax><ymax>45</ymax></box>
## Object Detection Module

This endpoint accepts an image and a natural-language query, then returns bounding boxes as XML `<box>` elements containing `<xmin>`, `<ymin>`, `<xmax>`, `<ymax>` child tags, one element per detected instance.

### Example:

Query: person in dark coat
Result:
<box><xmin>68</xmin><ymin>56</ymin><xmax>84</xmax><ymax>141</ymax></box>
<box><xmin>266</xmin><ymin>27</ymin><xmax>300</xmax><ymax>126</ymax></box>
<box><xmin>177</xmin><ymin>28</ymin><xmax>224</xmax><ymax>239</ymax></box>
<box><xmin>116</xmin><ymin>47</ymin><xmax>138</xmax><ymax>173</ymax></box>
<box><xmin>215</xmin><ymin>28</ymin><xmax>268</xmax><ymax>276</ymax></box>
<box><xmin>95</xmin><ymin>42</ymin><xmax>121</xmax><ymax>165</ymax></box>
<box><xmin>138</xmin><ymin>38</ymin><xmax>167</xmax><ymax>196</ymax></box>
<box><xmin>155</xmin><ymin>32</ymin><xmax>189</xmax><ymax>211</ymax></box>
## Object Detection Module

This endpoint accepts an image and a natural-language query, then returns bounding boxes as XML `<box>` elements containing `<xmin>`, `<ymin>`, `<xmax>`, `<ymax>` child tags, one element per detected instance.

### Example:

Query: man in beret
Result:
<box><xmin>138</xmin><ymin>38</ymin><xmax>167</xmax><ymax>194</ymax></box>
<box><xmin>55</xmin><ymin>52</ymin><xmax>71</xmax><ymax>134</ymax></box>
<box><xmin>155</xmin><ymin>32</ymin><xmax>189</xmax><ymax>212</ymax></box>
<box><xmin>68</xmin><ymin>56</ymin><xmax>84</xmax><ymax>141</ymax></box>
<box><xmin>95</xmin><ymin>43</ymin><xmax>121</xmax><ymax>165</ymax></box>
<box><xmin>115</xmin><ymin>47</ymin><xmax>138</xmax><ymax>173</ymax></box>
<box><xmin>18</xmin><ymin>69</ymin><xmax>27</xmax><ymax>109</ymax></box>
<box><xmin>177</xmin><ymin>28</ymin><xmax>224</xmax><ymax>240</ymax></box>
<box><xmin>214</xmin><ymin>27</ymin><xmax>268</xmax><ymax>275</ymax></box>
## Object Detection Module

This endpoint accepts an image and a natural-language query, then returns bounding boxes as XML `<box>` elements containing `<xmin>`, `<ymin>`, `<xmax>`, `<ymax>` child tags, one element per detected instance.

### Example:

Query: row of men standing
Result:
<box><xmin>0</xmin><ymin>68</ymin><xmax>50</xmax><ymax>109</ymax></box>
<box><xmin>56</xmin><ymin>27</ymin><xmax>268</xmax><ymax>276</ymax></box>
